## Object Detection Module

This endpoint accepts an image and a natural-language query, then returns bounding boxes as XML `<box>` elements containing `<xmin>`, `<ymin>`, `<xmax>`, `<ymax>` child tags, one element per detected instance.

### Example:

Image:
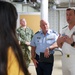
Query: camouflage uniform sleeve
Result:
<box><xmin>16</xmin><ymin>28</ymin><xmax>26</xmax><ymax>44</ymax></box>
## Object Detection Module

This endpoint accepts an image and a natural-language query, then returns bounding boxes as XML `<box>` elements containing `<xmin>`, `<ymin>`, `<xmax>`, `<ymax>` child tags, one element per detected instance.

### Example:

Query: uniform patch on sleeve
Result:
<box><xmin>35</xmin><ymin>31</ymin><xmax>40</xmax><ymax>34</ymax></box>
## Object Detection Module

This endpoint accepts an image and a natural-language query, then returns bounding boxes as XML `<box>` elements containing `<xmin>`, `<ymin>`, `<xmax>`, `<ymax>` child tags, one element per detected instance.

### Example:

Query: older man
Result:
<box><xmin>31</xmin><ymin>20</ymin><xmax>58</xmax><ymax>75</ymax></box>
<box><xmin>17</xmin><ymin>18</ymin><xmax>34</xmax><ymax>67</ymax></box>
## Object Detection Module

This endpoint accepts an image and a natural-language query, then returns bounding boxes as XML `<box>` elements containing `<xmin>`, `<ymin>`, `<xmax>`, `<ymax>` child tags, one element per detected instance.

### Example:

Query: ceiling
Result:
<box><xmin>11</xmin><ymin>0</ymin><xmax>75</xmax><ymax>7</ymax></box>
<box><xmin>29</xmin><ymin>0</ymin><xmax>75</xmax><ymax>9</ymax></box>
<box><xmin>49</xmin><ymin>0</ymin><xmax>75</xmax><ymax>7</ymax></box>
<box><xmin>10</xmin><ymin>0</ymin><xmax>75</xmax><ymax>10</ymax></box>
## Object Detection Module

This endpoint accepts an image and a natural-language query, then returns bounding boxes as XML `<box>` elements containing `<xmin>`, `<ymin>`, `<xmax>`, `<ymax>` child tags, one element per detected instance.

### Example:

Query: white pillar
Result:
<box><xmin>41</xmin><ymin>0</ymin><xmax>48</xmax><ymax>22</ymax></box>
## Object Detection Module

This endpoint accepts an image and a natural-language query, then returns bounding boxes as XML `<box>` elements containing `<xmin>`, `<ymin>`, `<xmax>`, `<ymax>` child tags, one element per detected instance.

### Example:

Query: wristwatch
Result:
<box><xmin>71</xmin><ymin>42</ymin><xmax>75</xmax><ymax>46</ymax></box>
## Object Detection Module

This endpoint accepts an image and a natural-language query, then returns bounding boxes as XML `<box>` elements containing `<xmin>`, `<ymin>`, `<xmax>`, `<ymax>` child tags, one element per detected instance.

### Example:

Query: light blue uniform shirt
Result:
<box><xmin>30</xmin><ymin>29</ymin><xmax>58</xmax><ymax>55</ymax></box>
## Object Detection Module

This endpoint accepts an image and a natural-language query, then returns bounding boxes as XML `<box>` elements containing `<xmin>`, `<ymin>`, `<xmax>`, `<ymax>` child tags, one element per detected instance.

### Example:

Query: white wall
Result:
<box><xmin>48</xmin><ymin>9</ymin><xmax>68</xmax><ymax>33</ymax></box>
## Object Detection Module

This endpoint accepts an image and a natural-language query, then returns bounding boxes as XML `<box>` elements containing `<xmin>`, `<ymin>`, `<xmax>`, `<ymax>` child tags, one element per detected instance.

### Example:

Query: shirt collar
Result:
<box><xmin>40</xmin><ymin>29</ymin><xmax>52</xmax><ymax>34</ymax></box>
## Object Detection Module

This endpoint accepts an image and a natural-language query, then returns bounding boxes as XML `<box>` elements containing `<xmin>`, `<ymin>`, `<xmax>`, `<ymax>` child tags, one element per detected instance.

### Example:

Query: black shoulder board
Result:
<box><xmin>35</xmin><ymin>31</ymin><xmax>39</xmax><ymax>34</ymax></box>
<box><xmin>62</xmin><ymin>25</ymin><xmax>68</xmax><ymax>29</ymax></box>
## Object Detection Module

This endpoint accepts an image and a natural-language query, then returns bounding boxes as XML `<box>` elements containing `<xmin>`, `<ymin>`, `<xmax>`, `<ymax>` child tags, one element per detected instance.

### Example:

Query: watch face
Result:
<box><xmin>62</xmin><ymin>33</ymin><xmax>66</xmax><ymax>36</ymax></box>
<box><xmin>62</xmin><ymin>34</ymin><xmax>65</xmax><ymax>36</ymax></box>
<box><xmin>71</xmin><ymin>42</ymin><xmax>75</xmax><ymax>46</ymax></box>
<box><xmin>73</xmin><ymin>32</ymin><xmax>75</xmax><ymax>35</ymax></box>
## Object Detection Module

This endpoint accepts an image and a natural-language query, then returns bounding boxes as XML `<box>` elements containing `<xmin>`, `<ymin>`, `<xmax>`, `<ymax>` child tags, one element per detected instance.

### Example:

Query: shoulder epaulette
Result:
<box><xmin>52</xmin><ymin>30</ymin><xmax>56</xmax><ymax>33</ymax></box>
<box><xmin>51</xmin><ymin>30</ymin><xmax>58</xmax><ymax>35</ymax></box>
<box><xmin>62</xmin><ymin>25</ymin><xmax>68</xmax><ymax>29</ymax></box>
<box><xmin>35</xmin><ymin>31</ymin><xmax>39</xmax><ymax>34</ymax></box>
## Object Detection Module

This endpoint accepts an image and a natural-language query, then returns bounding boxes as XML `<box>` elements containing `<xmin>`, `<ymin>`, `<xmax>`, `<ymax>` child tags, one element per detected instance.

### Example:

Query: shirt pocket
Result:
<box><xmin>36</xmin><ymin>39</ymin><xmax>42</xmax><ymax>45</ymax></box>
<box><xmin>46</xmin><ymin>37</ymin><xmax>55</xmax><ymax>44</ymax></box>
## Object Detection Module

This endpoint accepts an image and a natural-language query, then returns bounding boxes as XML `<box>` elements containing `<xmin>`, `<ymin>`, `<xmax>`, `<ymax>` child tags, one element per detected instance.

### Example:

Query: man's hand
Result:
<box><xmin>57</xmin><ymin>34</ymin><xmax>65</xmax><ymax>48</ymax></box>
<box><xmin>44</xmin><ymin>48</ymin><xmax>50</xmax><ymax>58</ymax></box>
<box><xmin>32</xmin><ymin>58</ymin><xmax>38</xmax><ymax>68</ymax></box>
<box><xmin>25</xmin><ymin>41</ymin><xmax>30</xmax><ymax>46</ymax></box>
<box><xmin>64</xmin><ymin>35</ymin><xmax>73</xmax><ymax>44</ymax></box>
<box><xmin>19</xmin><ymin>41</ymin><xmax>20</xmax><ymax>44</ymax></box>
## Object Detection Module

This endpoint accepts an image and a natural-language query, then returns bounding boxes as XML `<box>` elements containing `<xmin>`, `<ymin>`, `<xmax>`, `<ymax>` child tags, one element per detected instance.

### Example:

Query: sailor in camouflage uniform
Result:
<box><xmin>17</xmin><ymin>18</ymin><xmax>34</xmax><ymax>67</ymax></box>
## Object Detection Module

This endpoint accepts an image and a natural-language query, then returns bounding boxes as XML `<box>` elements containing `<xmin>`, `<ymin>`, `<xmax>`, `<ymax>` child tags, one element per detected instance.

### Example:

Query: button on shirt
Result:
<box><xmin>30</xmin><ymin>29</ymin><xmax>58</xmax><ymax>55</ymax></box>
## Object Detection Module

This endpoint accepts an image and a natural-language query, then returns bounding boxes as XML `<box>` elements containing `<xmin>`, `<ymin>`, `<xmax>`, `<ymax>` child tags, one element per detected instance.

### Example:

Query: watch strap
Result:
<box><xmin>71</xmin><ymin>42</ymin><xmax>75</xmax><ymax>46</ymax></box>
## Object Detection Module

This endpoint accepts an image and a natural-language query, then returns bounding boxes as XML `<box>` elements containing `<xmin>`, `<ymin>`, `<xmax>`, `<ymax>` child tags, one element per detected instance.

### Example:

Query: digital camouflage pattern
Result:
<box><xmin>17</xmin><ymin>26</ymin><xmax>34</xmax><ymax>67</ymax></box>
